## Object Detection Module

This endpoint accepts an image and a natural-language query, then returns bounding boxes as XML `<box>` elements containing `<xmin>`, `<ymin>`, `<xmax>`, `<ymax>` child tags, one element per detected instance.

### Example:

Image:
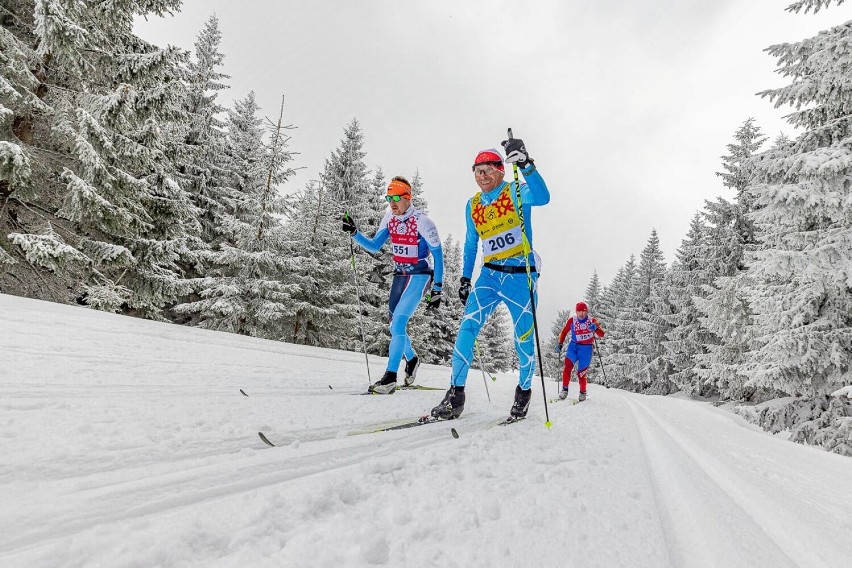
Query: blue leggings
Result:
<box><xmin>387</xmin><ymin>273</ymin><xmax>430</xmax><ymax>373</ymax></box>
<box><xmin>450</xmin><ymin>268</ymin><xmax>538</xmax><ymax>389</ymax></box>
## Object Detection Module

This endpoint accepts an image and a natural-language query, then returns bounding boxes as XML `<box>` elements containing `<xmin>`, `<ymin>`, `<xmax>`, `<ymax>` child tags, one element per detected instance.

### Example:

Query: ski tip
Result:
<box><xmin>545</xmin><ymin>420</ymin><xmax>553</xmax><ymax>429</ymax></box>
<box><xmin>240</xmin><ymin>389</ymin><xmax>249</xmax><ymax>397</ymax></box>
<box><xmin>451</xmin><ymin>428</ymin><xmax>459</xmax><ymax>439</ymax></box>
<box><xmin>328</xmin><ymin>384</ymin><xmax>333</xmax><ymax>389</ymax></box>
<box><xmin>258</xmin><ymin>432</ymin><xmax>275</xmax><ymax>447</ymax></box>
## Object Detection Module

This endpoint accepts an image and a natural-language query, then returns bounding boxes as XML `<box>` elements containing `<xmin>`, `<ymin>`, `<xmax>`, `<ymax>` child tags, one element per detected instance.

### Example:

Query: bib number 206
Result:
<box><xmin>488</xmin><ymin>232</ymin><xmax>516</xmax><ymax>252</ymax></box>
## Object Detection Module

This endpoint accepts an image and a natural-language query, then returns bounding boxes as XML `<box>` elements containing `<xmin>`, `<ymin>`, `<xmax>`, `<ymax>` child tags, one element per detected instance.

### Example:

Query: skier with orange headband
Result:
<box><xmin>342</xmin><ymin>176</ymin><xmax>444</xmax><ymax>394</ymax></box>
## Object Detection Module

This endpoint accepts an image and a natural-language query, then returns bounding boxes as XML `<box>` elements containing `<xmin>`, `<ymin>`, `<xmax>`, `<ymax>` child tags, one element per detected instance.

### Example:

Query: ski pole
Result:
<box><xmin>474</xmin><ymin>339</ymin><xmax>497</xmax><ymax>382</ymax></box>
<box><xmin>508</xmin><ymin>127</ymin><xmax>551</xmax><ymax>428</ymax></box>
<box><xmin>593</xmin><ymin>336</ymin><xmax>609</xmax><ymax>387</ymax></box>
<box><xmin>473</xmin><ymin>340</ymin><xmax>492</xmax><ymax>402</ymax></box>
<box><xmin>347</xmin><ymin>225</ymin><xmax>372</xmax><ymax>387</ymax></box>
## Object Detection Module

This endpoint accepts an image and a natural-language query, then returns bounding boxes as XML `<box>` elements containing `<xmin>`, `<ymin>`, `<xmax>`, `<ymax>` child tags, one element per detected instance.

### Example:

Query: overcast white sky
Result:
<box><xmin>137</xmin><ymin>0</ymin><xmax>850</xmax><ymax>329</ymax></box>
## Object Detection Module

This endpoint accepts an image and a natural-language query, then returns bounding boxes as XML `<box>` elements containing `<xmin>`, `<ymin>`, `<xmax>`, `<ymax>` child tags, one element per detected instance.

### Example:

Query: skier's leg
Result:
<box><xmin>577</xmin><ymin>345</ymin><xmax>594</xmax><ymax>393</ymax></box>
<box><xmin>402</xmin><ymin>335</ymin><xmax>416</xmax><ymax>362</ymax></box>
<box><xmin>578</xmin><ymin>367</ymin><xmax>588</xmax><ymax>393</ymax></box>
<box><xmin>562</xmin><ymin>358</ymin><xmax>575</xmax><ymax>389</ymax></box>
<box><xmin>501</xmin><ymin>272</ymin><xmax>539</xmax><ymax>391</ymax></box>
<box><xmin>449</xmin><ymin>271</ymin><xmax>501</xmax><ymax>386</ymax></box>
<box><xmin>387</xmin><ymin>274</ymin><xmax>430</xmax><ymax>373</ymax></box>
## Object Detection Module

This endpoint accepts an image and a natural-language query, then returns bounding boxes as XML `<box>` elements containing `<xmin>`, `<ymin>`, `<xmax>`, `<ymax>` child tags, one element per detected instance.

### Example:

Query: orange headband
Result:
<box><xmin>387</xmin><ymin>179</ymin><xmax>412</xmax><ymax>198</ymax></box>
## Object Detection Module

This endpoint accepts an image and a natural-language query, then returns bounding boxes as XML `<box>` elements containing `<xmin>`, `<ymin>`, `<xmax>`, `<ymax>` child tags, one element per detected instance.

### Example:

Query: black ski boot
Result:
<box><xmin>510</xmin><ymin>385</ymin><xmax>532</xmax><ymax>418</ymax></box>
<box><xmin>368</xmin><ymin>371</ymin><xmax>398</xmax><ymax>394</ymax></box>
<box><xmin>431</xmin><ymin>386</ymin><xmax>465</xmax><ymax>419</ymax></box>
<box><xmin>403</xmin><ymin>356</ymin><xmax>421</xmax><ymax>387</ymax></box>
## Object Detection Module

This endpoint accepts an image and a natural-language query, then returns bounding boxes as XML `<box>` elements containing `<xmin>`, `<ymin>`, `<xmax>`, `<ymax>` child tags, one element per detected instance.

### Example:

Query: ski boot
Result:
<box><xmin>558</xmin><ymin>388</ymin><xmax>569</xmax><ymax>401</ymax></box>
<box><xmin>578</xmin><ymin>391</ymin><xmax>587</xmax><ymax>402</ymax></box>
<box><xmin>510</xmin><ymin>385</ymin><xmax>532</xmax><ymax>418</ymax></box>
<box><xmin>368</xmin><ymin>371</ymin><xmax>398</xmax><ymax>394</ymax></box>
<box><xmin>403</xmin><ymin>356</ymin><xmax>420</xmax><ymax>387</ymax></box>
<box><xmin>431</xmin><ymin>386</ymin><xmax>465</xmax><ymax>419</ymax></box>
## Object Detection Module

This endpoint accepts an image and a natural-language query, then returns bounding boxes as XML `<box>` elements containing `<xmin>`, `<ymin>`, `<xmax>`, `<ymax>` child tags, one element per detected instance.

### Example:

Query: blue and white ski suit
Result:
<box><xmin>353</xmin><ymin>207</ymin><xmax>443</xmax><ymax>373</ymax></box>
<box><xmin>450</xmin><ymin>164</ymin><xmax>550</xmax><ymax>389</ymax></box>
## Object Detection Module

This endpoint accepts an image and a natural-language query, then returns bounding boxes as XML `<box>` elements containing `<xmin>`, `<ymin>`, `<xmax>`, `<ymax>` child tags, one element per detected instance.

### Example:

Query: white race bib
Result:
<box><xmin>391</xmin><ymin>242</ymin><xmax>418</xmax><ymax>263</ymax></box>
<box><xmin>481</xmin><ymin>226</ymin><xmax>522</xmax><ymax>258</ymax></box>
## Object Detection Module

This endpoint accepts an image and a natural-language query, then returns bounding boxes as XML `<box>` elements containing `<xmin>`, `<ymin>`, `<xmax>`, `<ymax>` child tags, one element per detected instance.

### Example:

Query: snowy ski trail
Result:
<box><xmin>2</xmin><ymin>294</ymin><xmax>851</xmax><ymax>567</ymax></box>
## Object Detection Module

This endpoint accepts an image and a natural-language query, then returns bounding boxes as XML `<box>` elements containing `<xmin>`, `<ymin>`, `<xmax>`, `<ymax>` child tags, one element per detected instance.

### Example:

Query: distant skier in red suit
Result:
<box><xmin>556</xmin><ymin>301</ymin><xmax>604</xmax><ymax>402</ymax></box>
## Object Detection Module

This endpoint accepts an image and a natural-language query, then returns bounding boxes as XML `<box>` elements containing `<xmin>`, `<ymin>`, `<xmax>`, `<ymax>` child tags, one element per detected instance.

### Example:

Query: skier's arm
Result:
<box><xmin>418</xmin><ymin>214</ymin><xmax>444</xmax><ymax>287</ymax></box>
<box><xmin>430</xmin><ymin>244</ymin><xmax>444</xmax><ymax>288</ymax></box>
<box><xmin>592</xmin><ymin>317</ymin><xmax>605</xmax><ymax>338</ymax></box>
<box><xmin>462</xmin><ymin>198</ymin><xmax>479</xmax><ymax>279</ymax></box>
<box><xmin>352</xmin><ymin>227</ymin><xmax>390</xmax><ymax>254</ymax></box>
<box><xmin>558</xmin><ymin>317</ymin><xmax>573</xmax><ymax>345</ymax></box>
<box><xmin>519</xmin><ymin>166</ymin><xmax>550</xmax><ymax>206</ymax></box>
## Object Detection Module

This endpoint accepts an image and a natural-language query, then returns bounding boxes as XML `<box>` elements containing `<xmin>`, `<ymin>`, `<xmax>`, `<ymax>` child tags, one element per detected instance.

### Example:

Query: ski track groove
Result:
<box><xmin>624</xmin><ymin>395</ymin><xmax>801</xmax><ymax>568</ymax></box>
<box><xmin>0</xmin><ymin>411</ymin><xmax>502</xmax><ymax>557</ymax></box>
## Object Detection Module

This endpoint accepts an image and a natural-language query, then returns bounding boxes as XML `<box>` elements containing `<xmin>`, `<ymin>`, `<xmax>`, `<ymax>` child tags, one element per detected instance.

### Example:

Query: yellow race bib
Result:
<box><xmin>470</xmin><ymin>183</ymin><xmax>525</xmax><ymax>262</ymax></box>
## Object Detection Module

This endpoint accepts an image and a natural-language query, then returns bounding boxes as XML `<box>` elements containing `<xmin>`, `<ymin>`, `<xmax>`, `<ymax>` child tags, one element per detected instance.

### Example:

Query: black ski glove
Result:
<box><xmin>426</xmin><ymin>286</ymin><xmax>442</xmax><ymax>311</ymax></box>
<box><xmin>501</xmin><ymin>137</ymin><xmax>533</xmax><ymax>169</ymax></box>
<box><xmin>458</xmin><ymin>277</ymin><xmax>471</xmax><ymax>304</ymax></box>
<box><xmin>342</xmin><ymin>212</ymin><xmax>357</xmax><ymax>235</ymax></box>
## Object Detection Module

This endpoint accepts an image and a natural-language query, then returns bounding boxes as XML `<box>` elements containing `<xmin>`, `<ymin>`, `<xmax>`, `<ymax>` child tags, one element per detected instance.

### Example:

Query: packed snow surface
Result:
<box><xmin>1</xmin><ymin>293</ymin><xmax>850</xmax><ymax>567</ymax></box>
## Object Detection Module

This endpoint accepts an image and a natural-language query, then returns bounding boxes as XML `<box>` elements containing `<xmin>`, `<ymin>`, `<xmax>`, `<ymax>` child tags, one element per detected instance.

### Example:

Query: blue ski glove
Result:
<box><xmin>588</xmin><ymin>323</ymin><xmax>597</xmax><ymax>332</ymax></box>
<box><xmin>556</xmin><ymin>343</ymin><xmax>563</xmax><ymax>354</ymax></box>
<box><xmin>458</xmin><ymin>277</ymin><xmax>471</xmax><ymax>304</ymax></box>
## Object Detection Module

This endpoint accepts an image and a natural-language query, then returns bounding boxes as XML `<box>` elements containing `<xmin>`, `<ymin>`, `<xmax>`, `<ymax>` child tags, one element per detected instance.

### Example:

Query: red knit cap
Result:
<box><xmin>473</xmin><ymin>148</ymin><xmax>505</xmax><ymax>172</ymax></box>
<box><xmin>575</xmin><ymin>301</ymin><xmax>588</xmax><ymax>312</ymax></box>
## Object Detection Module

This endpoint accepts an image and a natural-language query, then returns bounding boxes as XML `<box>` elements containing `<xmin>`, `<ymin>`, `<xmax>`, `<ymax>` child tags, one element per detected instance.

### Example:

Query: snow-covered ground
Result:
<box><xmin>2</xmin><ymin>293</ymin><xmax>850</xmax><ymax>568</ymax></box>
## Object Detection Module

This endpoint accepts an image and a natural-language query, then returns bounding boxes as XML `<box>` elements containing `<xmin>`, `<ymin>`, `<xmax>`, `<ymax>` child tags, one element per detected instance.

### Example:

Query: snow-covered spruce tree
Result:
<box><xmin>1</xmin><ymin>4</ymin><xmax>41</xmax><ymax>271</ymax></box>
<box><xmin>693</xmin><ymin>119</ymin><xmax>767</xmax><ymax>399</ymax></box>
<box><xmin>595</xmin><ymin>256</ymin><xmax>636</xmax><ymax>387</ymax></box>
<box><xmin>662</xmin><ymin>214</ymin><xmax>716</xmax><ymax>396</ymax></box>
<box><xmin>739</xmin><ymin>5</ymin><xmax>852</xmax><ymax>397</ymax></box>
<box><xmin>584</xmin><ymin>271</ymin><xmax>602</xmax><ymax>313</ymax></box>
<box><xmin>610</xmin><ymin>230</ymin><xmax>671</xmax><ymax>392</ymax></box>
<box><xmin>3</xmin><ymin>0</ymin><xmax>202</xmax><ymax>316</ymax></box>
<box><xmin>280</xmin><ymin>120</ymin><xmax>379</xmax><ymax>349</ymax></box>
<box><xmin>313</xmin><ymin>118</ymin><xmax>375</xmax><ymax>349</ymax></box>
<box><xmin>174</xmin><ymin>94</ymin><xmax>296</xmax><ymax>338</ymax></box>
<box><xmin>0</xmin><ymin>2</ymin><xmax>93</xmax><ymax>298</ymax></box>
<box><xmin>323</xmin><ymin>118</ymin><xmax>371</xmax><ymax>216</ymax></box>
<box><xmin>171</xmin><ymin>14</ymin><xmax>230</xmax><ymax>275</ymax></box>
<box><xmin>280</xmin><ymin>179</ymin><xmax>355</xmax><ymax>348</ymax></box>
<box><xmin>410</xmin><ymin>169</ymin><xmax>429</xmax><ymax>214</ymax></box>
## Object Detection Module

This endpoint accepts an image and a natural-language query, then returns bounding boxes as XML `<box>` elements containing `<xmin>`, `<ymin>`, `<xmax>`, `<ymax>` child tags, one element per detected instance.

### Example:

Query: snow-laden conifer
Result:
<box><xmin>693</xmin><ymin>119</ymin><xmax>767</xmax><ymax>399</ymax></box>
<box><xmin>175</xmin><ymin>93</ymin><xmax>296</xmax><ymax>338</ymax></box>
<box><xmin>739</xmin><ymin>11</ymin><xmax>852</xmax><ymax>396</ymax></box>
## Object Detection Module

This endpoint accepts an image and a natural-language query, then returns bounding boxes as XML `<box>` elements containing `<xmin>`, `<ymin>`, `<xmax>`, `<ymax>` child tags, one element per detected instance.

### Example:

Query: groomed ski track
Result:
<box><xmin>2</xmin><ymin>294</ymin><xmax>850</xmax><ymax>567</ymax></box>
